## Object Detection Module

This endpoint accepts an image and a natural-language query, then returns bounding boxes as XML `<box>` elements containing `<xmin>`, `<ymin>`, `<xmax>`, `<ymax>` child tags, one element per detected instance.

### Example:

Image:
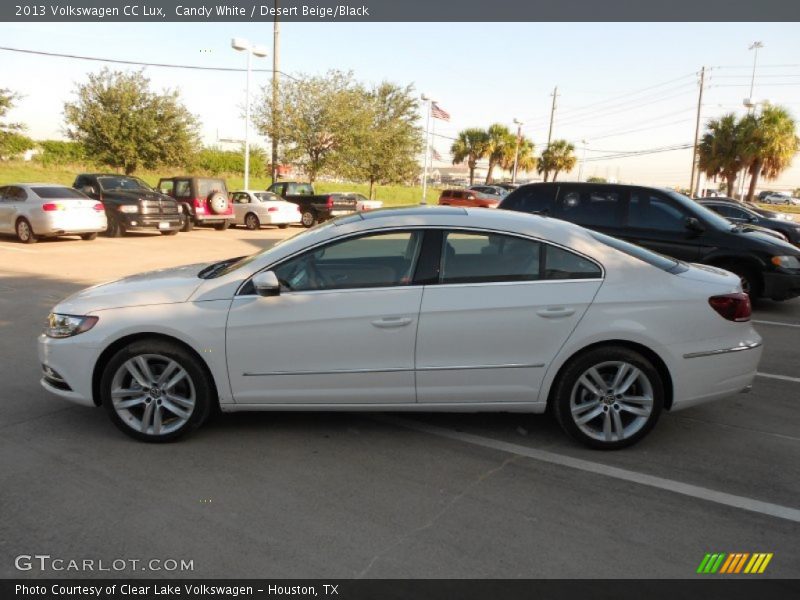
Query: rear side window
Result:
<box><xmin>544</xmin><ymin>246</ymin><xmax>603</xmax><ymax>280</ymax></box>
<box><xmin>558</xmin><ymin>188</ymin><xmax>624</xmax><ymax>228</ymax></box>
<box><xmin>501</xmin><ymin>185</ymin><xmax>556</xmax><ymax>214</ymax></box>
<box><xmin>174</xmin><ymin>181</ymin><xmax>191</xmax><ymax>198</ymax></box>
<box><xmin>197</xmin><ymin>179</ymin><xmax>226</xmax><ymax>197</ymax></box>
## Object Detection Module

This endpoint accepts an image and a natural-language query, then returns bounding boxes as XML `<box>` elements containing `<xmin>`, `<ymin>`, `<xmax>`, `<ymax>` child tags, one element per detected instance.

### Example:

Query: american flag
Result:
<box><xmin>430</xmin><ymin>102</ymin><xmax>450</xmax><ymax>121</ymax></box>
<box><xmin>431</xmin><ymin>147</ymin><xmax>443</xmax><ymax>162</ymax></box>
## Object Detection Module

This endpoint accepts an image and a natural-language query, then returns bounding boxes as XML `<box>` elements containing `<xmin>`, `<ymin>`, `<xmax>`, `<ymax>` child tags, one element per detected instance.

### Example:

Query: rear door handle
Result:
<box><xmin>536</xmin><ymin>307</ymin><xmax>576</xmax><ymax>319</ymax></box>
<box><xmin>371</xmin><ymin>317</ymin><xmax>413</xmax><ymax>328</ymax></box>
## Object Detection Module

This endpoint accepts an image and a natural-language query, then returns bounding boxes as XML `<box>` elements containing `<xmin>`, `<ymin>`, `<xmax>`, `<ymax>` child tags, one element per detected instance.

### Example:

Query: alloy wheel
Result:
<box><xmin>110</xmin><ymin>354</ymin><xmax>196</xmax><ymax>436</ymax></box>
<box><xmin>569</xmin><ymin>361</ymin><xmax>654</xmax><ymax>443</ymax></box>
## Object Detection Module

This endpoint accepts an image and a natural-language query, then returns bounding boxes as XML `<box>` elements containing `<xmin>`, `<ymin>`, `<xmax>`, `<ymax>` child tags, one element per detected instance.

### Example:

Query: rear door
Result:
<box><xmin>415</xmin><ymin>229</ymin><xmax>603</xmax><ymax>404</ymax></box>
<box><xmin>0</xmin><ymin>187</ymin><xmax>13</xmax><ymax>232</ymax></box>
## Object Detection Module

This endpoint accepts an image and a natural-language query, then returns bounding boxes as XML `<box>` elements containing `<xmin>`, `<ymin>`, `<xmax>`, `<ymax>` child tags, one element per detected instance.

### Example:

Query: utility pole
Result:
<box><xmin>546</xmin><ymin>86</ymin><xmax>558</xmax><ymax>148</ymax></box>
<box><xmin>689</xmin><ymin>66</ymin><xmax>705</xmax><ymax>197</ymax></box>
<box><xmin>511</xmin><ymin>118</ymin><xmax>523</xmax><ymax>184</ymax></box>
<box><xmin>271</xmin><ymin>4</ymin><xmax>281</xmax><ymax>184</ymax></box>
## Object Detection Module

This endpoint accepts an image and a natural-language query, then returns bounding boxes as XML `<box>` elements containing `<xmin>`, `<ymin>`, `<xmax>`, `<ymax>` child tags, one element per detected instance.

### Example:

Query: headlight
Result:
<box><xmin>118</xmin><ymin>205</ymin><xmax>139</xmax><ymax>213</ymax></box>
<box><xmin>771</xmin><ymin>255</ymin><xmax>800</xmax><ymax>269</ymax></box>
<box><xmin>45</xmin><ymin>313</ymin><xmax>99</xmax><ymax>338</ymax></box>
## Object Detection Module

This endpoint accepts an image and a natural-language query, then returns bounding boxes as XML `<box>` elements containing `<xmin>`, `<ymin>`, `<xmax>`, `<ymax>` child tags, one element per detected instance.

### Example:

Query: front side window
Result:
<box><xmin>629</xmin><ymin>192</ymin><xmax>690</xmax><ymax>232</ymax></box>
<box><xmin>502</xmin><ymin>185</ymin><xmax>556</xmax><ymax>214</ymax></box>
<box><xmin>558</xmin><ymin>188</ymin><xmax>623</xmax><ymax>227</ymax></box>
<box><xmin>273</xmin><ymin>231</ymin><xmax>424</xmax><ymax>292</ymax></box>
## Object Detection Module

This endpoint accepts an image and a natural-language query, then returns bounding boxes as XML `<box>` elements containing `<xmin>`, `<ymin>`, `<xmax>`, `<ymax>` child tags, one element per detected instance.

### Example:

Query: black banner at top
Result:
<box><xmin>3</xmin><ymin>0</ymin><xmax>800</xmax><ymax>22</ymax></box>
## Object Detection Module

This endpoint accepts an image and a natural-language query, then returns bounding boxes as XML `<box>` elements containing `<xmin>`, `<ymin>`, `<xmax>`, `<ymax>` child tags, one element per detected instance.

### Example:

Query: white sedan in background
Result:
<box><xmin>38</xmin><ymin>207</ymin><xmax>761</xmax><ymax>448</ymax></box>
<box><xmin>230</xmin><ymin>190</ymin><xmax>301</xmax><ymax>230</ymax></box>
<box><xmin>0</xmin><ymin>183</ymin><xmax>107</xmax><ymax>243</ymax></box>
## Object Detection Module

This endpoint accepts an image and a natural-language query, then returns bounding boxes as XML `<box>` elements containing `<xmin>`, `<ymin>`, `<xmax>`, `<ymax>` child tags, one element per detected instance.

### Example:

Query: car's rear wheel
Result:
<box><xmin>16</xmin><ymin>218</ymin><xmax>38</xmax><ymax>244</ymax></box>
<box><xmin>245</xmin><ymin>213</ymin><xmax>260</xmax><ymax>230</ymax></box>
<box><xmin>106</xmin><ymin>215</ymin><xmax>125</xmax><ymax>238</ymax></box>
<box><xmin>80</xmin><ymin>232</ymin><xmax>98</xmax><ymax>241</ymax></box>
<box><xmin>553</xmin><ymin>346</ymin><xmax>664</xmax><ymax>449</ymax></box>
<box><xmin>180</xmin><ymin>212</ymin><xmax>194</xmax><ymax>232</ymax></box>
<box><xmin>213</xmin><ymin>220</ymin><xmax>230</xmax><ymax>231</ymax></box>
<box><xmin>724</xmin><ymin>264</ymin><xmax>762</xmax><ymax>298</ymax></box>
<box><xmin>278</xmin><ymin>224</ymin><xmax>289</xmax><ymax>229</ymax></box>
<box><xmin>161</xmin><ymin>230</ymin><xmax>179</xmax><ymax>236</ymax></box>
<box><xmin>301</xmin><ymin>210</ymin><xmax>317</xmax><ymax>228</ymax></box>
<box><xmin>101</xmin><ymin>340</ymin><xmax>213</xmax><ymax>442</ymax></box>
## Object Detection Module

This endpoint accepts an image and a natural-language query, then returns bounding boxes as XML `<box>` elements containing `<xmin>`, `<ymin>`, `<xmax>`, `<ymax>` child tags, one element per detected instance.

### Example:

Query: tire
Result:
<box><xmin>213</xmin><ymin>220</ymin><xmax>230</xmax><ymax>231</ymax></box>
<box><xmin>160</xmin><ymin>230</ymin><xmax>179</xmax><ymax>236</ymax></box>
<box><xmin>208</xmin><ymin>192</ymin><xmax>229</xmax><ymax>215</ymax></box>
<box><xmin>106</xmin><ymin>215</ymin><xmax>125</xmax><ymax>238</ymax></box>
<box><xmin>278</xmin><ymin>224</ymin><xmax>289</xmax><ymax>229</ymax></box>
<box><xmin>16</xmin><ymin>218</ymin><xmax>38</xmax><ymax>244</ymax></box>
<box><xmin>180</xmin><ymin>210</ymin><xmax>194</xmax><ymax>232</ymax></box>
<box><xmin>80</xmin><ymin>232</ymin><xmax>98</xmax><ymax>241</ymax></box>
<box><xmin>300</xmin><ymin>210</ymin><xmax>317</xmax><ymax>228</ymax></box>
<box><xmin>101</xmin><ymin>339</ymin><xmax>213</xmax><ymax>443</ymax></box>
<box><xmin>244</xmin><ymin>213</ymin><xmax>260</xmax><ymax>230</ymax></box>
<box><xmin>724</xmin><ymin>263</ymin><xmax>763</xmax><ymax>298</ymax></box>
<box><xmin>552</xmin><ymin>346</ymin><xmax>664</xmax><ymax>450</ymax></box>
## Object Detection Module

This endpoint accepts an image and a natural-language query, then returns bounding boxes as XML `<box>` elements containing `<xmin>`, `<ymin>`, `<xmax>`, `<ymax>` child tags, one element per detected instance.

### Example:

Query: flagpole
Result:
<box><xmin>421</xmin><ymin>95</ymin><xmax>432</xmax><ymax>205</ymax></box>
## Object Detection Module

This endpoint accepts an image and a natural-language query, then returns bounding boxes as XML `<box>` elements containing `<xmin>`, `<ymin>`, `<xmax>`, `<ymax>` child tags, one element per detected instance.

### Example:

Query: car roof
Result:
<box><xmin>12</xmin><ymin>183</ymin><xmax>73</xmax><ymax>187</ymax></box>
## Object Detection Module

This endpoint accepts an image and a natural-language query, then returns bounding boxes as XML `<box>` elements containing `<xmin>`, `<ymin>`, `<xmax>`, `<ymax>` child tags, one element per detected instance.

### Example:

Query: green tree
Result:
<box><xmin>739</xmin><ymin>105</ymin><xmax>799</xmax><ymax>202</ymax></box>
<box><xmin>586</xmin><ymin>176</ymin><xmax>607</xmax><ymax>183</ymax></box>
<box><xmin>450</xmin><ymin>128</ymin><xmax>489</xmax><ymax>185</ymax></box>
<box><xmin>63</xmin><ymin>69</ymin><xmax>200</xmax><ymax>175</ymax></box>
<box><xmin>484</xmin><ymin>123</ymin><xmax>516</xmax><ymax>183</ymax></box>
<box><xmin>500</xmin><ymin>136</ymin><xmax>536</xmax><ymax>178</ymax></box>
<box><xmin>697</xmin><ymin>113</ymin><xmax>744</xmax><ymax>197</ymax></box>
<box><xmin>538</xmin><ymin>139</ymin><xmax>577</xmax><ymax>181</ymax></box>
<box><xmin>0</xmin><ymin>88</ymin><xmax>34</xmax><ymax>157</ymax></box>
<box><xmin>254</xmin><ymin>70</ymin><xmax>365</xmax><ymax>183</ymax></box>
<box><xmin>345</xmin><ymin>82</ymin><xmax>424</xmax><ymax>198</ymax></box>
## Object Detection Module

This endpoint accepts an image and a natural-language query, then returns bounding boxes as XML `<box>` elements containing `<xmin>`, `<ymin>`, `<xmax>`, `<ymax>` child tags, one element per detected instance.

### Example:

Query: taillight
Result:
<box><xmin>708</xmin><ymin>293</ymin><xmax>751</xmax><ymax>322</ymax></box>
<box><xmin>194</xmin><ymin>198</ymin><xmax>205</xmax><ymax>212</ymax></box>
<box><xmin>267</xmin><ymin>207</ymin><xmax>279</xmax><ymax>212</ymax></box>
<box><xmin>42</xmin><ymin>203</ymin><xmax>63</xmax><ymax>211</ymax></box>
<box><xmin>326</xmin><ymin>196</ymin><xmax>334</xmax><ymax>209</ymax></box>
<box><xmin>92</xmin><ymin>202</ymin><xmax>104</xmax><ymax>212</ymax></box>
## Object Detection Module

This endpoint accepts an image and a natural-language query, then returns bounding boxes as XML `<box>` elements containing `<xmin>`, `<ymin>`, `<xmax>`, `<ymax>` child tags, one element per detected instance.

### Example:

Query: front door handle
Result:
<box><xmin>536</xmin><ymin>306</ymin><xmax>576</xmax><ymax>319</ymax></box>
<box><xmin>371</xmin><ymin>317</ymin><xmax>413</xmax><ymax>328</ymax></box>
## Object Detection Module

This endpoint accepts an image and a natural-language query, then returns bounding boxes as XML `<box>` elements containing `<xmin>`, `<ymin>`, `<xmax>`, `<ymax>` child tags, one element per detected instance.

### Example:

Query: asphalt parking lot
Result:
<box><xmin>0</xmin><ymin>227</ymin><xmax>798</xmax><ymax>579</ymax></box>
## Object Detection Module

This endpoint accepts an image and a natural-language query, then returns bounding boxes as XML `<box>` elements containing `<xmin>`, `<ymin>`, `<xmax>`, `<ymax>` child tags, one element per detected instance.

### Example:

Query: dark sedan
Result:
<box><xmin>699</xmin><ymin>199</ymin><xmax>800</xmax><ymax>246</ymax></box>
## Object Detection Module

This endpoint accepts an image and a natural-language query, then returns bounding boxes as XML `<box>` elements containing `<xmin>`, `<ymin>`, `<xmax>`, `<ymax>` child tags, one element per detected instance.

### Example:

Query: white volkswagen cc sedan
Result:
<box><xmin>38</xmin><ymin>207</ymin><xmax>762</xmax><ymax>448</ymax></box>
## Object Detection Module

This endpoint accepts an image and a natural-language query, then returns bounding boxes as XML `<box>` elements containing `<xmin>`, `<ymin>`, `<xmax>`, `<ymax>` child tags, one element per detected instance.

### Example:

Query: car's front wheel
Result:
<box><xmin>101</xmin><ymin>340</ymin><xmax>213</xmax><ymax>442</ymax></box>
<box><xmin>553</xmin><ymin>346</ymin><xmax>664</xmax><ymax>449</ymax></box>
<box><xmin>300</xmin><ymin>210</ymin><xmax>317</xmax><ymax>228</ymax></box>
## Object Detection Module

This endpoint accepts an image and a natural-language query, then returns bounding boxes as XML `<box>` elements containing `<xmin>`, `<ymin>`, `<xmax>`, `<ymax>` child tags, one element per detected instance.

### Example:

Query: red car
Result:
<box><xmin>438</xmin><ymin>189</ymin><xmax>500</xmax><ymax>208</ymax></box>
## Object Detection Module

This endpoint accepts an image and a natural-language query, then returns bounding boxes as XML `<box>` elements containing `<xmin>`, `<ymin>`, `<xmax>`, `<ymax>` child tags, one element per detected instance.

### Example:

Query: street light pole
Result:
<box><xmin>748</xmin><ymin>41</ymin><xmax>764</xmax><ymax>108</ymax></box>
<box><xmin>578</xmin><ymin>140</ymin><xmax>588</xmax><ymax>182</ymax></box>
<box><xmin>511</xmin><ymin>118</ymin><xmax>523</xmax><ymax>184</ymax></box>
<box><xmin>232</xmin><ymin>38</ymin><xmax>268</xmax><ymax>191</ymax></box>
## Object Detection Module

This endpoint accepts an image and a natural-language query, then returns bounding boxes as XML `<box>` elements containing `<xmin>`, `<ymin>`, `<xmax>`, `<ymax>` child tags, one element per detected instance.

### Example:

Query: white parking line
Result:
<box><xmin>379</xmin><ymin>416</ymin><xmax>800</xmax><ymax>523</ymax></box>
<box><xmin>753</xmin><ymin>319</ymin><xmax>800</xmax><ymax>328</ymax></box>
<box><xmin>757</xmin><ymin>372</ymin><xmax>800</xmax><ymax>384</ymax></box>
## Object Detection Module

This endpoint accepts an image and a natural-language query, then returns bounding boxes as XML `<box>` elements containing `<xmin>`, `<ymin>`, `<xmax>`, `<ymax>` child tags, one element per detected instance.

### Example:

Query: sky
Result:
<box><xmin>1</xmin><ymin>21</ymin><xmax>799</xmax><ymax>190</ymax></box>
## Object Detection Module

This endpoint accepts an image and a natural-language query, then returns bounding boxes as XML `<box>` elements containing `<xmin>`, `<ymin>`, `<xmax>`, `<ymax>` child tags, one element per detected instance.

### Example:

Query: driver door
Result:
<box><xmin>226</xmin><ymin>230</ymin><xmax>425</xmax><ymax>405</ymax></box>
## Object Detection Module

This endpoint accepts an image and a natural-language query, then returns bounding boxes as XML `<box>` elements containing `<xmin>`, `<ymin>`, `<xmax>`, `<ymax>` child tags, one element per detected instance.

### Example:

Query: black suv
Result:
<box><xmin>499</xmin><ymin>182</ymin><xmax>800</xmax><ymax>300</ymax></box>
<box><xmin>73</xmin><ymin>174</ymin><xmax>182</xmax><ymax>237</ymax></box>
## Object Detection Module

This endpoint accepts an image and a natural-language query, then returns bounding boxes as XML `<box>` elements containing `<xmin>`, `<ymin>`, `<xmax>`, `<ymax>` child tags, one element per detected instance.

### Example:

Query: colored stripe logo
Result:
<box><xmin>697</xmin><ymin>552</ymin><xmax>773</xmax><ymax>574</ymax></box>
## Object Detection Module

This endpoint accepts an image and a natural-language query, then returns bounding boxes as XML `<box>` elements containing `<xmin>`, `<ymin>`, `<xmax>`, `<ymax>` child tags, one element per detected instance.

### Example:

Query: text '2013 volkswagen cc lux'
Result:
<box><xmin>39</xmin><ymin>207</ymin><xmax>762</xmax><ymax>449</ymax></box>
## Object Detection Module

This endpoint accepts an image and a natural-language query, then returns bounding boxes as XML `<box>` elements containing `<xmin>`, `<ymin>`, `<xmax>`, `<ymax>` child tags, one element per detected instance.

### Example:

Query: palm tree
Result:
<box><xmin>739</xmin><ymin>105</ymin><xmax>799</xmax><ymax>202</ymax></box>
<box><xmin>697</xmin><ymin>114</ymin><xmax>743</xmax><ymax>197</ymax></box>
<box><xmin>484</xmin><ymin>123</ymin><xmax>516</xmax><ymax>183</ymax></box>
<box><xmin>500</xmin><ymin>136</ymin><xmax>537</xmax><ymax>178</ymax></box>
<box><xmin>538</xmin><ymin>139</ymin><xmax>577</xmax><ymax>181</ymax></box>
<box><xmin>450</xmin><ymin>128</ymin><xmax>489</xmax><ymax>185</ymax></box>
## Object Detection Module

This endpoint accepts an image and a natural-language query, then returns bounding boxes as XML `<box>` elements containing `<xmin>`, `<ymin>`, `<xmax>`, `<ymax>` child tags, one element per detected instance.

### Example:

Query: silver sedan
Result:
<box><xmin>0</xmin><ymin>183</ymin><xmax>107</xmax><ymax>243</ymax></box>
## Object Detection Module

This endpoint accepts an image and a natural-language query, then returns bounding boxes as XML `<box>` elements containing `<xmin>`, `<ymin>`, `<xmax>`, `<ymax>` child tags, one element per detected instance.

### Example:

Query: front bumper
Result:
<box><xmin>762</xmin><ymin>269</ymin><xmax>800</xmax><ymax>300</ymax></box>
<box><xmin>38</xmin><ymin>333</ymin><xmax>99</xmax><ymax>407</ymax></box>
<box><xmin>121</xmin><ymin>214</ymin><xmax>182</xmax><ymax>232</ymax></box>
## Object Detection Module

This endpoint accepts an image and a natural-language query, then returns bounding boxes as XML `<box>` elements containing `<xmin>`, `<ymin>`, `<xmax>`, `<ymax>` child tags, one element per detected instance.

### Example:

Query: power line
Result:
<box><xmin>0</xmin><ymin>45</ymin><xmax>301</xmax><ymax>80</ymax></box>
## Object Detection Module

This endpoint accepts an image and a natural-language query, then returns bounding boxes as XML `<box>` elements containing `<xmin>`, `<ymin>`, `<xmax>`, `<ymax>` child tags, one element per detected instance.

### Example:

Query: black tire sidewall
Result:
<box><xmin>725</xmin><ymin>264</ymin><xmax>762</xmax><ymax>298</ymax></box>
<box><xmin>245</xmin><ymin>213</ymin><xmax>260</xmax><ymax>230</ymax></box>
<box><xmin>101</xmin><ymin>340</ymin><xmax>213</xmax><ymax>442</ymax></box>
<box><xmin>301</xmin><ymin>210</ymin><xmax>317</xmax><ymax>228</ymax></box>
<box><xmin>553</xmin><ymin>346</ymin><xmax>664</xmax><ymax>450</ymax></box>
<box><xmin>81</xmin><ymin>232</ymin><xmax>98</xmax><ymax>241</ymax></box>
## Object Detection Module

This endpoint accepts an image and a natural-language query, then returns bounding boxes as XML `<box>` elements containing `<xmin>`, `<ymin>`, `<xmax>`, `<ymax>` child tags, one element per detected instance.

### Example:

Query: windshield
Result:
<box><xmin>254</xmin><ymin>192</ymin><xmax>280</xmax><ymax>202</ymax></box>
<box><xmin>590</xmin><ymin>231</ymin><xmax>686</xmax><ymax>273</ymax></box>
<box><xmin>665</xmin><ymin>190</ymin><xmax>736</xmax><ymax>231</ymax></box>
<box><xmin>96</xmin><ymin>176</ymin><xmax>152</xmax><ymax>192</ymax></box>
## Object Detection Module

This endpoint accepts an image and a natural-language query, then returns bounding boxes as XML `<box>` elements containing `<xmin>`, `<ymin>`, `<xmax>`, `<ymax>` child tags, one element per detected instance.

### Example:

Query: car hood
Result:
<box><xmin>54</xmin><ymin>263</ymin><xmax>209</xmax><ymax>314</ymax></box>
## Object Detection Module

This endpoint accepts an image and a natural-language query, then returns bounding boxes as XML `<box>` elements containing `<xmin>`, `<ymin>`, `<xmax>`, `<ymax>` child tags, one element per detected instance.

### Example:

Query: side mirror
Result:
<box><xmin>81</xmin><ymin>185</ymin><xmax>96</xmax><ymax>195</ymax></box>
<box><xmin>252</xmin><ymin>271</ymin><xmax>280</xmax><ymax>297</ymax></box>
<box><xmin>748</xmin><ymin>216</ymin><xmax>758</xmax><ymax>223</ymax></box>
<box><xmin>685</xmin><ymin>217</ymin><xmax>705</xmax><ymax>234</ymax></box>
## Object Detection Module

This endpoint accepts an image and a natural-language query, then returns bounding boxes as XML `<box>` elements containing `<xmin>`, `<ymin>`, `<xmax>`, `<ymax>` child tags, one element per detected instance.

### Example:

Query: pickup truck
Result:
<box><xmin>267</xmin><ymin>182</ymin><xmax>358</xmax><ymax>228</ymax></box>
<box><xmin>73</xmin><ymin>173</ymin><xmax>182</xmax><ymax>237</ymax></box>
